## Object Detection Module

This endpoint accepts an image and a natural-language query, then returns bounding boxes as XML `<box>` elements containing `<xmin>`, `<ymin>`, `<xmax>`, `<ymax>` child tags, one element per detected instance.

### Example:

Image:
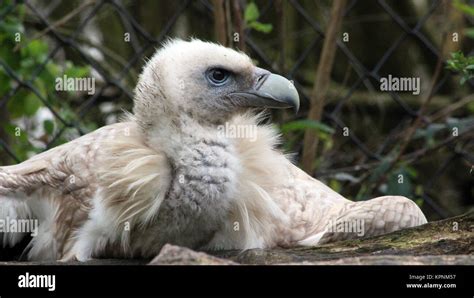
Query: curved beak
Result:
<box><xmin>229</xmin><ymin>68</ymin><xmax>300</xmax><ymax>113</ymax></box>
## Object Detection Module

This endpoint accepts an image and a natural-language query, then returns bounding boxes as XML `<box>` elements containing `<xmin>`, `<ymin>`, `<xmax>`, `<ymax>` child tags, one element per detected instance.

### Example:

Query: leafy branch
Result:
<box><xmin>446</xmin><ymin>51</ymin><xmax>474</xmax><ymax>85</ymax></box>
<box><xmin>244</xmin><ymin>2</ymin><xmax>273</xmax><ymax>34</ymax></box>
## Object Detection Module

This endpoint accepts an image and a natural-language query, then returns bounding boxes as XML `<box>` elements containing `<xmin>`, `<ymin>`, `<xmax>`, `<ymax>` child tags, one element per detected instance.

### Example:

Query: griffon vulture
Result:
<box><xmin>0</xmin><ymin>39</ymin><xmax>427</xmax><ymax>261</ymax></box>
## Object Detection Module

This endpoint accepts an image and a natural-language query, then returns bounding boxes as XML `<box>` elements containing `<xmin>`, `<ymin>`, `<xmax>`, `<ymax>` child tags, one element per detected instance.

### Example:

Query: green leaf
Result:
<box><xmin>7</xmin><ymin>91</ymin><xmax>28</xmax><ymax>118</ymax></box>
<box><xmin>280</xmin><ymin>119</ymin><xmax>335</xmax><ymax>134</ymax></box>
<box><xmin>467</xmin><ymin>101</ymin><xmax>474</xmax><ymax>113</ymax></box>
<box><xmin>454</xmin><ymin>0</ymin><xmax>474</xmax><ymax>16</ymax></box>
<box><xmin>65</xmin><ymin>65</ymin><xmax>90</xmax><ymax>78</ymax></box>
<box><xmin>249</xmin><ymin>21</ymin><xmax>273</xmax><ymax>33</ymax></box>
<box><xmin>446</xmin><ymin>116</ymin><xmax>474</xmax><ymax>134</ymax></box>
<box><xmin>0</xmin><ymin>19</ymin><xmax>23</xmax><ymax>36</ymax></box>
<box><xmin>415</xmin><ymin>185</ymin><xmax>424</xmax><ymax>196</ymax></box>
<box><xmin>404</xmin><ymin>165</ymin><xmax>418</xmax><ymax>178</ymax></box>
<box><xmin>3</xmin><ymin>123</ymin><xmax>18</xmax><ymax>137</ymax></box>
<box><xmin>0</xmin><ymin>70</ymin><xmax>11</xmax><ymax>95</ymax></box>
<box><xmin>0</xmin><ymin>0</ymin><xmax>15</xmax><ymax>16</ymax></box>
<box><xmin>466</xmin><ymin>27</ymin><xmax>474</xmax><ymax>39</ymax></box>
<box><xmin>386</xmin><ymin>167</ymin><xmax>413</xmax><ymax>198</ymax></box>
<box><xmin>33</xmin><ymin>78</ymin><xmax>48</xmax><ymax>98</ymax></box>
<box><xmin>368</xmin><ymin>157</ymin><xmax>392</xmax><ymax>183</ymax></box>
<box><xmin>43</xmin><ymin>119</ymin><xmax>55</xmax><ymax>135</ymax></box>
<box><xmin>244</xmin><ymin>2</ymin><xmax>259</xmax><ymax>23</ymax></box>
<box><xmin>414</xmin><ymin>123</ymin><xmax>445</xmax><ymax>139</ymax></box>
<box><xmin>355</xmin><ymin>185</ymin><xmax>369</xmax><ymax>201</ymax></box>
<box><xmin>414</xmin><ymin>198</ymin><xmax>424</xmax><ymax>207</ymax></box>
<box><xmin>22</xmin><ymin>40</ymin><xmax>48</xmax><ymax>61</ymax></box>
<box><xmin>329</xmin><ymin>179</ymin><xmax>342</xmax><ymax>193</ymax></box>
<box><xmin>46</xmin><ymin>62</ymin><xmax>61</xmax><ymax>77</ymax></box>
<box><xmin>19</xmin><ymin>57</ymin><xmax>35</xmax><ymax>69</ymax></box>
<box><xmin>23</xmin><ymin>93</ymin><xmax>43</xmax><ymax>116</ymax></box>
<box><xmin>446</xmin><ymin>51</ymin><xmax>474</xmax><ymax>85</ymax></box>
<box><xmin>7</xmin><ymin>92</ymin><xmax>42</xmax><ymax>118</ymax></box>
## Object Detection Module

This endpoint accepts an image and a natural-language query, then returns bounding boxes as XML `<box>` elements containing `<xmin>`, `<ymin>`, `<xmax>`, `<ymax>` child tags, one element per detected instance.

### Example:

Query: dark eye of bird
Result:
<box><xmin>207</xmin><ymin>68</ymin><xmax>230</xmax><ymax>86</ymax></box>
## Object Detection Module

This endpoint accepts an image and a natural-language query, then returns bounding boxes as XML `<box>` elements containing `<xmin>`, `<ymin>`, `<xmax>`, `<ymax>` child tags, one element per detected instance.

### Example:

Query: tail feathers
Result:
<box><xmin>0</xmin><ymin>197</ymin><xmax>33</xmax><ymax>248</ymax></box>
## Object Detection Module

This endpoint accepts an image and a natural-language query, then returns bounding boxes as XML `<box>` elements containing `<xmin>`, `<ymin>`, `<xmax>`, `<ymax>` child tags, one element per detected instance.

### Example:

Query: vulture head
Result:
<box><xmin>133</xmin><ymin>39</ymin><xmax>299</xmax><ymax>128</ymax></box>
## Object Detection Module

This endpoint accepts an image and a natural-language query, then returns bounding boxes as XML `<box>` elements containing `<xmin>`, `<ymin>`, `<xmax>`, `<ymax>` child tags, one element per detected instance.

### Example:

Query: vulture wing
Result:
<box><xmin>280</xmin><ymin>162</ymin><xmax>427</xmax><ymax>246</ymax></box>
<box><xmin>0</xmin><ymin>121</ymin><xmax>171</xmax><ymax>259</ymax></box>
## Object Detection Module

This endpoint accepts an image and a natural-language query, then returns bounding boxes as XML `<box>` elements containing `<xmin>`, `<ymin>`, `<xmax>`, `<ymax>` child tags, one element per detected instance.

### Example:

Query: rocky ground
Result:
<box><xmin>1</xmin><ymin>211</ymin><xmax>473</xmax><ymax>265</ymax></box>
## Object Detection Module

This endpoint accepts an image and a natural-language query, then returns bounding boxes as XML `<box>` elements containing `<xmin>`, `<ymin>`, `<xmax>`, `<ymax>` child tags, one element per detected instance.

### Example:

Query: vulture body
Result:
<box><xmin>0</xmin><ymin>39</ymin><xmax>427</xmax><ymax>261</ymax></box>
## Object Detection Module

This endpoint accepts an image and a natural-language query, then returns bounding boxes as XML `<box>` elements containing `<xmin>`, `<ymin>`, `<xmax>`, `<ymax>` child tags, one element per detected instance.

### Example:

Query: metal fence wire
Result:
<box><xmin>0</xmin><ymin>0</ymin><xmax>473</xmax><ymax>219</ymax></box>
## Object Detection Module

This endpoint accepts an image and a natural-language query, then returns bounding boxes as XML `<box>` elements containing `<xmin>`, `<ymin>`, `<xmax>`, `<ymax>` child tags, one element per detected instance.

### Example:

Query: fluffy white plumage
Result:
<box><xmin>0</xmin><ymin>39</ymin><xmax>427</xmax><ymax>261</ymax></box>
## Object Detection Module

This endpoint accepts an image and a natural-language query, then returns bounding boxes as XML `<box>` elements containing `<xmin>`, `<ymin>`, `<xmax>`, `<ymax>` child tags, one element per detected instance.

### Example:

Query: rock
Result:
<box><xmin>280</xmin><ymin>255</ymin><xmax>474</xmax><ymax>265</ymax></box>
<box><xmin>149</xmin><ymin>244</ymin><xmax>237</xmax><ymax>265</ymax></box>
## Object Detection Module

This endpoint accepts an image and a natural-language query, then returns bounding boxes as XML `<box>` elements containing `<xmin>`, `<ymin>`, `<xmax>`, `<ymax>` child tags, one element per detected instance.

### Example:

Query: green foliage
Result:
<box><xmin>454</xmin><ymin>0</ymin><xmax>474</xmax><ymax>40</ymax></box>
<box><xmin>244</xmin><ymin>2</ymin><xmax>273</xmax><ymax>33</ymax></box>
<box><xmin>355</xmin><ymin>156</ymin><xmax>420</xmax><ymax>202</ymax></box>
<box><xmin>449</xmin><ymin>1</ymin><xmax>474</xmax><ymax>84</ymax></box>
<box><xmin>368</xmin><ymin>158</ymin><xmax>392</xmax><ymax>184</ymax></box>
<box><xmin>385</xmin><ymin>166</ymin><xmax>417</xmax><ymax>198</ymax></box>
<box><xmin>0</xmin><ymin>1</ymin><xmax>92</xmax><ymax>162</ymax></box>
<box><xmin>466</xmin><ymin>28</ymin><xmax>474</xmax><ymax>39</ymax></box>
<box><xmin>43</xmin><ymin>119</ymin><xmax>55</xmax><ymax>135</ymax></box>
<box><xmin>280</xmin><ymin>119</ymin><xmax>334</xmax><ymax>152</ymax></box>
<box><xmin>446</xmin><ymin>51</ymin><xmax>474</xmax><ymax>85</ymax></box>
<box><xmin>453</xmin><ymin>0</ymin><xmax>474</xmax><ymax>16</ymax></box>
<box><xmin>280</xmin><ymin>119</ymin><xmax>335</xmax><ymax>134</ymax></box>
<box><xmin>414</xmin><ymin>123</ymin><xmax>445</xmax><ymax>148</ymax></box>
<box><xmin>414</xmin><ymin>117</ymin><xmax>474</xmax><ymax>148</ymax></box>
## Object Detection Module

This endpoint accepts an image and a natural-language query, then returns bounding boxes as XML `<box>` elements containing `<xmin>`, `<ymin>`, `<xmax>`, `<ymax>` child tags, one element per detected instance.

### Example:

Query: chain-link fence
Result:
<box><xmin>1</xmin><ymin>0</ymin><xmax>473</xmax><ymax>219</ymax></box>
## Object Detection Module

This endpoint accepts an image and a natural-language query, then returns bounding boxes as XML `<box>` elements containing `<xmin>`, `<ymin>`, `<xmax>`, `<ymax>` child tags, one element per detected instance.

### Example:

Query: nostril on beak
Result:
<box><xmin>255</xmin><ymin>74</ymin><xmax>269</xmax><ymax>90</ymax></box>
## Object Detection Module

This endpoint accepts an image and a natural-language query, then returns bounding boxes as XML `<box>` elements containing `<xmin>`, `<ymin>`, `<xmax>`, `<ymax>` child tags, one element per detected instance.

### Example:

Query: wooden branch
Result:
<box><xmin>304</xmin><ymin>82</ymin><xmax>465</xmax><ymax>110</ymax></box>
<box><xmin>429</xmin><ymin>94</ymin><xmax>474</xmax><ymax>122</ymax></box>
<box><xmin>224</xmin><ymin>0</ymin><xmax>233</xmax><ymax>47</ymax></box>
<box><xmin>275</xmin><ymin>0</ymin><xmax>286</xmax><ymax>73</ymax></box>
<box><xmin>301</xmin><ymin>0</ymin><xmax>347</xmax><ymax>174</ymax></box>
<box><xmin>212</xmin><ymin>0</ymin><xmax>227</xmax><ymax>45</ymax></box>
<box><xmin>231</xmin><ymin>0</ymin><xmax>245</xmax><ymax>51</ymax></box>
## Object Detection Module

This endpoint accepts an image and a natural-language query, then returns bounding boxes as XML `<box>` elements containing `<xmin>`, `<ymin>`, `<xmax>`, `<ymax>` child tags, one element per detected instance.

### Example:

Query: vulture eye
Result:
<box><xmin>207</xmin><ymin>68</ymin><xmax>230</xmax><ymax>86</ymax></box>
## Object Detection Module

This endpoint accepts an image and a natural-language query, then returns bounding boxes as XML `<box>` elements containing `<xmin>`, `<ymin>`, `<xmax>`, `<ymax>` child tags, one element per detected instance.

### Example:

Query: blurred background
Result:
<box><xmin>0</xmin><ymin>0</ymin><xmax>473</xmax><ymax>221</ymax></box>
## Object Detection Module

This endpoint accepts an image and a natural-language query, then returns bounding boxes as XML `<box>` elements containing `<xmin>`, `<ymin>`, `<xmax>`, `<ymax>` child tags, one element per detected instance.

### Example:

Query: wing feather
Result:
<box><xmin>0</xmin><ymin>122</ymin><xmax>137</xmax><ymax>254</ymax></box>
